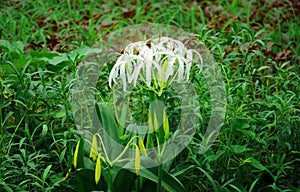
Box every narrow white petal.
[133,60,144,86]
[165,57,175,81]
[120,61,127,90]
[126,61,134,83]
[177,57,185,80]
[109,55,125,87]
[152,60,163,80]
[190,49,203,71]
[185,61,192,81]
[145,61,152,86]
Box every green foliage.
[1,0,299,191]
[68,102,187,191]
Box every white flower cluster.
[109,37,203,90]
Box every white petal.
[145,60,152,86]
[120,62,127,91]
[126,60,135,83]
[177,57,185,80]
[109,55,125,87]
[152,60,163,80]
[190,49,203,71]
[164,57,175,81]
[133,60,144,86]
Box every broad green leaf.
[249,178,260,192]
[40,53,69,66]
[83,156,97,170]
[196,167,218,192]
[46,60,72,72]
[258,65,271,71]
[39,46,101,69]
[25,173,43,183]
[30,50,60,58]
[40,124,48,139]
[115,104,128,136]
[228,184,242,192]
[95,103,121,159]
[1,184,14,192]
[113,169,137,192]
[248,157,266,171]
[231,145,251,154]
[53,111,66,119]
[70,169,106,192]
[205,148,226,161]
[68,46,102,62]
[5,59,31,76]
[126,157,186,192]
[42,165,52,181]
[0,40,24,56]
[59,148,67,163]
[0,39,11,50]
[3,111,14,125]
[236,129,257,141]
[141,166,186,192]
[95,103,120,142]
[19,137,26,149]
[119,134,131,141]
[171,165,196,178]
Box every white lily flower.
[108,37,203,91]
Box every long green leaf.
[70,168,107,192]
[140,166,186,192]
[113,169,137,192]
[196,167,218,192]
[125,157,186,192]
[95,103,120,142]
[95,103,120,158]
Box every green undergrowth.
[0,0,299,191]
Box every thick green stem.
[157,164,163,192]
[136,175,140,192]
[106,167,113,192]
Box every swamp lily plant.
[71,37,203,191]
[72,113,169,190]
[108,37,203,95]
[73,107,169,176]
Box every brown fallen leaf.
[275,49,292,62]
[123,8,136,19]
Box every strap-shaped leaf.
[95,103,120,142]
[140,165,186,191]
[125,157,186,192]
[95,103,121,159]
[70,168,107,192]
[113,169,137,192]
